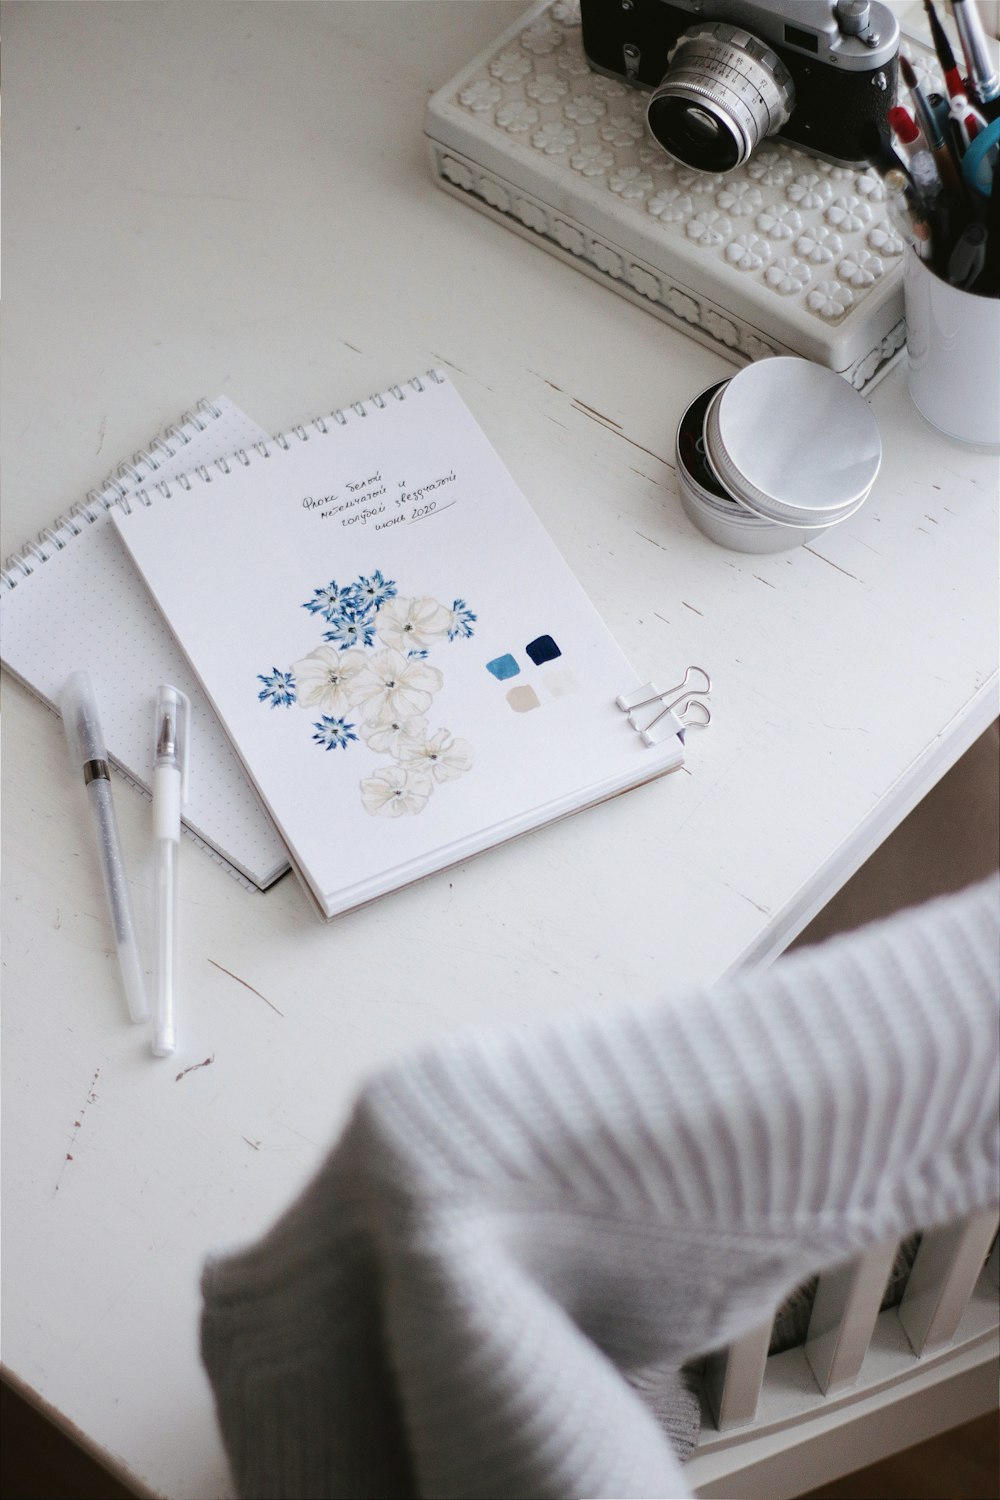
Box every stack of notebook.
[3,373,690,919]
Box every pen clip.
[155,684,191,806]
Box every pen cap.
[59,670,109,768]
[155,684,192,805]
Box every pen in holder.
[901,116,1000,450]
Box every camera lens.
[647,22,794,172]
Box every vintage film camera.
[580,0,900,172]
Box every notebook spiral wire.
[1,398,224,588]
[127,372,440,507]
[2,374,442,583]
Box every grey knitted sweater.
[201,878,999,1499]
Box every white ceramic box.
[425,0,939,390]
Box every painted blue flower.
[303,580,353,622]
[311,715,358,751]
[257,668,296,707]
[352,571,397,611]
[406,648,430,660]
[448,599,477,641]
[323,608,376,650]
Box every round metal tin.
[703,357,882,528]
[675,380,829,554]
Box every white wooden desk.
[2,4,997,1496]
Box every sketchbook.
[111,371,685,921]
[0,398,290,890]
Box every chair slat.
[703,1320,773,1431]
[805,1239,899,1394]
[898,1208,1000,1354]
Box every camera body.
[580,0,899,172]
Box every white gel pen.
[60,671,149,1025]
[152,684,190,1057]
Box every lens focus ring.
[647,22,794,172]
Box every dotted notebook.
[111,372,685,922]
[1,398,290,891]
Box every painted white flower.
[291,646,366,714]
[490,49,532,84]
[551,0,581,23]
[826,195,872,233]
[856,168,885,202]
[600,113,642,147]
[348,648,443,723]
[522,20,562,54]
[563,93,606,125]
[794,225,843,265]
[532,121,577,155]
[396,728,473,784]
[765,255,811,294]
[675,169,717,195]
[569,142,614,176]
[375,595,452,653]
[647,188,694,222]
[527,72,568,104]
[807,278,854,320]
[496,100,540,133]
[687,209,731,249]
[837,249,884,288]
[609,166,653,199]
[717,181,762,216]
[755,204,803,241]
[359,712,427,757]
[789,173,833,209]
[360,765,433,818]
[747,149,793,187]
[459,78,502,113]
[868,222,903,257]
[726,232,771,272]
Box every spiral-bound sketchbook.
[112,371,685,921]
[1,398,290,891]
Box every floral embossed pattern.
[257,573,476,818]
[439,0,922,381]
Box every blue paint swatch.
[486,653,520,681]
[526,634,561,666]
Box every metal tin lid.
[703,358,882,527]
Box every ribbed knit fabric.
[201,878,1000,1500]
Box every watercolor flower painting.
[256,571,475,817]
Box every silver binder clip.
[618,665,712,747]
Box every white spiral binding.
[0,397,225,591]
[1,373,442,587]
[125,370,439,508]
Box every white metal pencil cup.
[904,250,1000,451]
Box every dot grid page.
[0,398,289,889]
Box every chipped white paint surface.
[2,4,997,1498]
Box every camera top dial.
[647,22,794,172]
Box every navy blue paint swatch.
[526,635,561,666]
